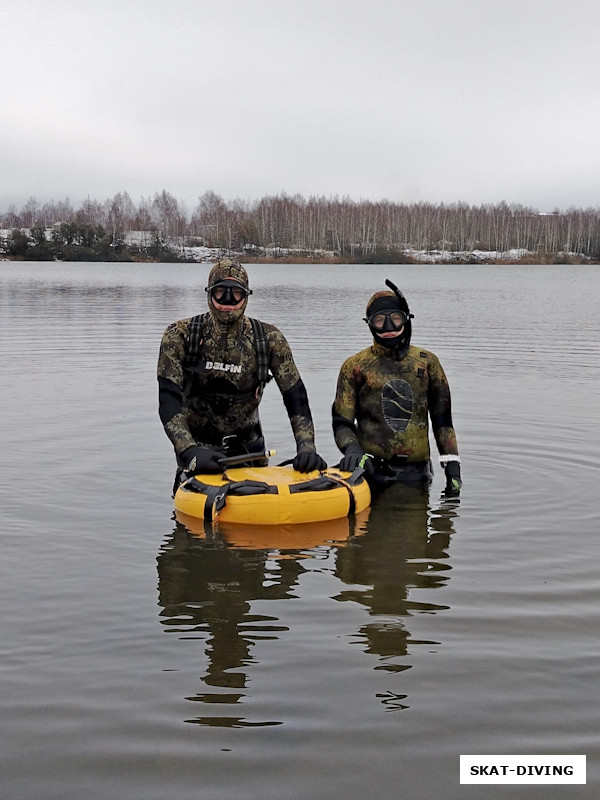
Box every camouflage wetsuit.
[332,286,460,490]
[158,313,317,463]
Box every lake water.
[1,261,598,799]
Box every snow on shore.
[0,229,573,263]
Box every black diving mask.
[365,309,408,332]
[207,283,251,306]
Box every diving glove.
[181,445,227,474]
[443,460,462,495]
[339,444,374,474]
[292,450,327,473]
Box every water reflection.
[334,485,458,681]
[157,489,458,724]
[157,526,294,726]
[173,509,369,549]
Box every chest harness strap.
[184,314,271,405]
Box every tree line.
[2,190,600,262]
[1,221,186,262]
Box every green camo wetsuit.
[333,342,458,461]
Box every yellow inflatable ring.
[174,465,371,527]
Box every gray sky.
[3,0,599,213]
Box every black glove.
[292,450,327,473]
[181,445,227,474]
[339,444,374,474]
[444,460,462,495]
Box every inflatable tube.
[174,465,371,527]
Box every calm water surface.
[1,262,599,799]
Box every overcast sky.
[3,0,600,213]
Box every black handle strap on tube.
[218,451,272,467]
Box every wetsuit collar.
[371,339,411,360]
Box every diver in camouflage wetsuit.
[332,280,461,495]
[158,259,327,483]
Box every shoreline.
[2,227,597,265]
[1,254,597,266]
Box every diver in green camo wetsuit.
[332,280,462,495]
[158,259,326,483]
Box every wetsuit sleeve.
[266,328,317,452]
[157,321,196,456]
[332,358,361,454]
[427,354,459,457]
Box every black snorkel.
[385,279,414,320]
